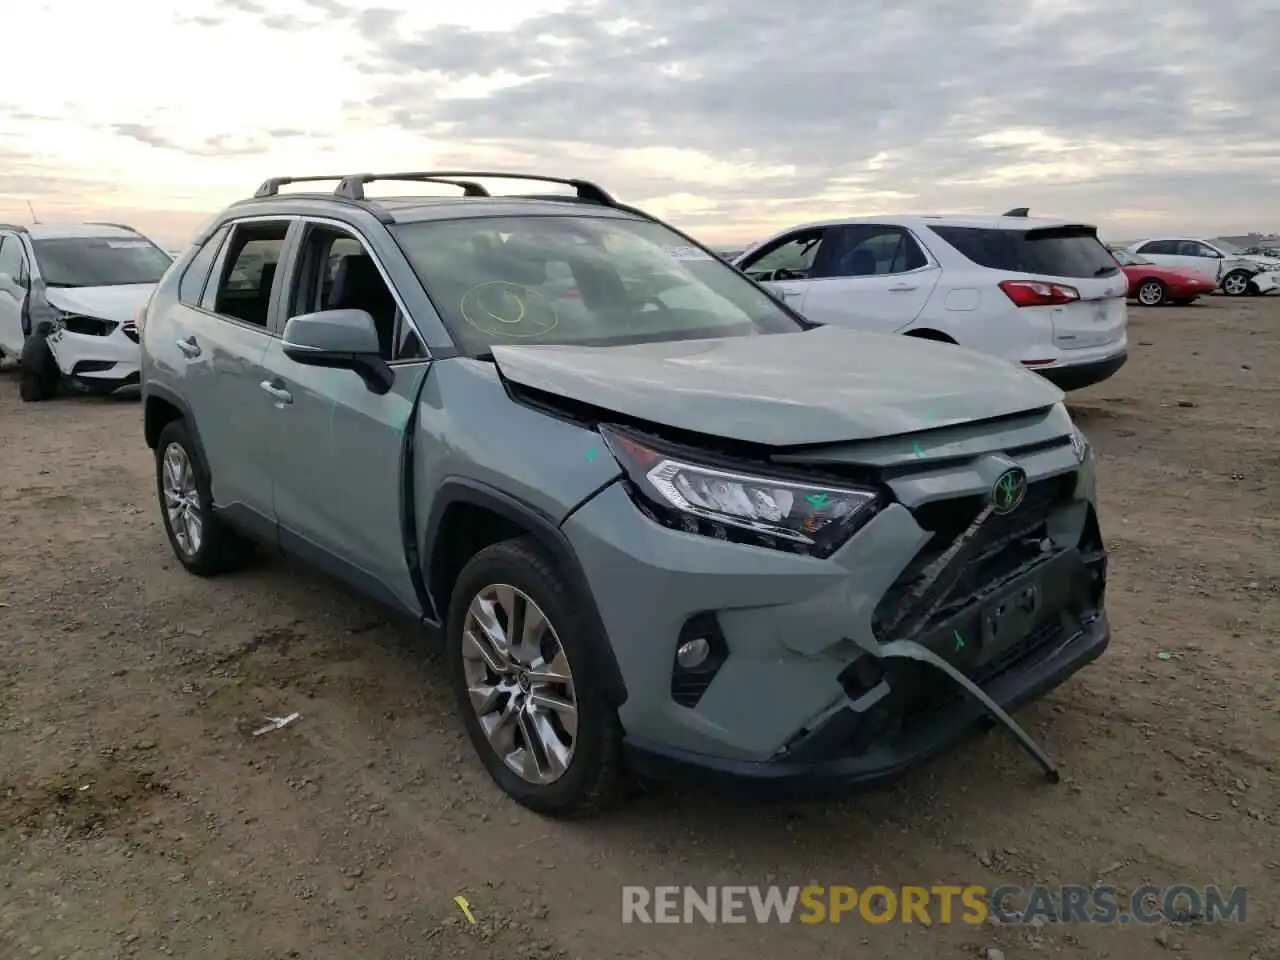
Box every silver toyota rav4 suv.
[140,172,1110,817]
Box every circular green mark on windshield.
[459,282,559,339]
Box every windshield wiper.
[1093,265,1119,276]
[44,281,85,288]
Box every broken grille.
[870,471,1076,641]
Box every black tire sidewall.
[18,329,60,401]
[445,537,621,816]
[155,420,221,574]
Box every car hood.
[1236,254,1280,271]
[45,283,154,323]
[492,326,1065,446]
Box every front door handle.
[176,336,201,358]
[260,380,292,404]
[888,283,918,292]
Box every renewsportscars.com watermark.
[621,885,1248,925]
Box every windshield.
[31,236,173,287]
[1213,239,1243,255]
[1112,249,1148,265]
[389,215,803,353]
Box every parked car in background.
[1125,237,1280,297]
[734,213,1128,391]
[140,170,1110,816]
[0,221,173,401]
[1111,249,1218,306]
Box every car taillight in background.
[999,280,1081,307]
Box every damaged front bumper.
[1250,270,1280,295]
[625,561,1109,801]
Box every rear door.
[180,218,293,530]
[801,224,940,333]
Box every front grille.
[871,471,1076,640]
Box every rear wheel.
[1172,297,1198,306]
[18,330,60,401]
[1222,270,1253,297]
[1136,279,1167,306]
[155,419,253,576]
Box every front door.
[736,228,827,314]
[259,220,434,618]
[800,224,940,333]
[0,233,29,354]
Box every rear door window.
[930,225,1119,279]
[178,226,229,306]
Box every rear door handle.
[260,379,292,404]
[175,336,201,358]
[774,286,803,299]
[888,283,918,292]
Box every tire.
[1135,279,1167,306]
[18,329,60,401]
[1222,270,1252,297]
[154,419,253,576]
[446,536,627,818]
[1172,297,1198,306]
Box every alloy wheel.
[1138,282,1164,306]
[161,442,203,556]
[460,584,578,785]
[1223,273,1249,296]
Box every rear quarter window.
[178,226,230,306]
[930,225,1118,279]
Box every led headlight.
[52,309,117,336]
[601,425,881,557]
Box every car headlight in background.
[1058,403,1090,463]
[51,310,118,337]
[600,425,882,557]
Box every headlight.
[1066,415,1090,463]
[600,425,882,557]
[53,310,117,336]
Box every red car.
[1112,249,1217,306]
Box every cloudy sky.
[2,0,1276,247]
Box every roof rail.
[1003,207,1030,217]
[334,171,615,205]
[83,221,143,234]
[253,175,352,199]
[0,222,30,233]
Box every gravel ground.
[1,297,1277,960]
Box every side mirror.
[282,308,394,395]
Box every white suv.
[734,214,1129,391]
[0,222,172,401]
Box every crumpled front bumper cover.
[624,609,1110,801]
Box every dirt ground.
[1,297,1276,960]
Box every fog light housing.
[676,637,711,669]
[670,613,729,708]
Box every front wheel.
[446,537,627,818]
[18,329,61,401]
[1222,270,1253,297]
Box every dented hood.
[45,283,155,324]
[492,326,1064,446]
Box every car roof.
[222,192,646,228]
[767,213,1098,235]
[14,222,146,240]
